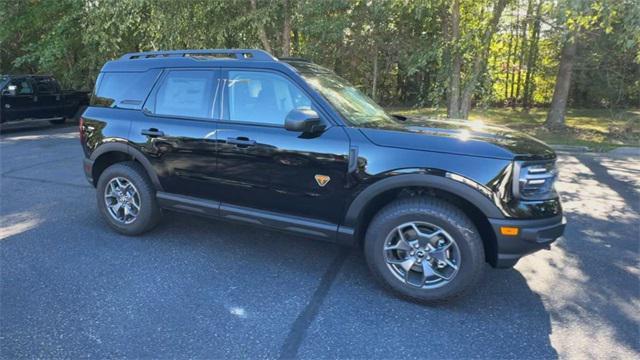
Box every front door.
[131,68,222,200]
[215,69,350,224]
[2,77,37,122]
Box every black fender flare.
[90,142,164,191]
[342,173,505,229]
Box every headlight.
[513,161,558,200]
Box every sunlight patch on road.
[555,155,636,223]
[228,306,248,319]
[599,156,640,193]
[0,211,42,240]
[0,131,79,145]
[516,154,640,359]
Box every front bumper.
[489,214,566,268]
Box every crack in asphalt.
[279,249,350,360]
[1,174,92,188]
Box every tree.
[447,0,508,119]
[545,32,577,128]
[1,0,636,112]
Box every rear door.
[31,77,61,118]
[131,68,223,200]
[2,77,37,121]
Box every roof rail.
[119,49,276,61]
[278,57,311,63]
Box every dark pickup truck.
[0,75,89,125]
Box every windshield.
[288,62,396,127]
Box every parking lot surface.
[1,123,639,359]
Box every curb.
[549,145,591,153]
[607,147,640,157]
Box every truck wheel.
[49,118,66,125]
[364,197,485,303]
[96,162,160,235]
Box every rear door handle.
[141,128,164,137]
[226,137,256,147]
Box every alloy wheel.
[104,177,141,224]
[384,221,461,289]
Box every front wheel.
[364,197,485,303]
[96,162,161,235]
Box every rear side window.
[33,77,59,94]
[149,70,217,119]
[92,70,160,109]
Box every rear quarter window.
[92,69,161,109]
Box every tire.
[96,161,161,235]
[364,197,485,303]
[49,118,66,125]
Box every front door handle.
[141,128,164,137]
[226,137,256,147]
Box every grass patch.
[388,107,640,150]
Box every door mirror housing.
[2,85,17,96]
[284,109,325,133]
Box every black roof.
[102,49,294,72]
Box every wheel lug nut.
[410,251,415,255]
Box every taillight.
[79,117,85,141]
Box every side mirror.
[2,85,17,96]
[285,109,325,133]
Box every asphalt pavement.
[1,122,638,359]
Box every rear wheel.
[96,162,160,235]
[364,197,485,303]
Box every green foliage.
[0,0,637,109]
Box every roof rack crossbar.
[120,49,276,61]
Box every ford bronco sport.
[80,49,565,302]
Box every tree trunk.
[504,19,514,102]
[523,0,542,110]
[459,0,508,119]
[447,0,462,119]
[281,0,291,57]
[545,34,578,129]
[514,0,533,109]
[292,29,299,55]
[250,0,272,54]
[509,3,520,102]
[372,47,378,101]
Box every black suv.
[80,49,565,302]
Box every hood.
[359,118,555,160]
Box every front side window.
[9,78,34,95]
[225,70,312,125]
[154,70,217,119]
